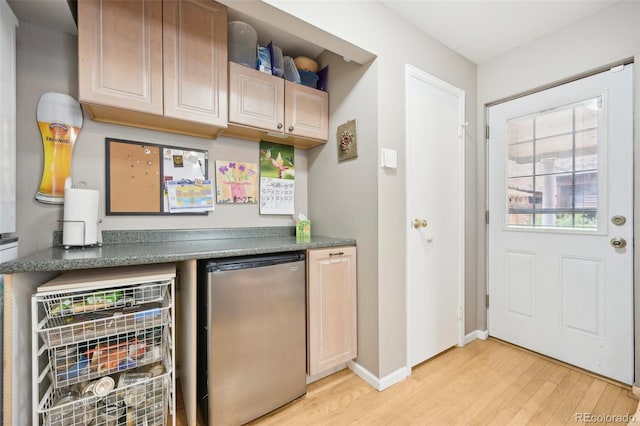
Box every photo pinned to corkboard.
[337,119,358,162]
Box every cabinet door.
[163,0,227,127]
[285,81,329,140]
[228,61,284,132]
[307,246,357,375]
[78,0,163,115]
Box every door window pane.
[573,172,598,210]
[508,140,534,177]
[508,177,536,208]
[575,100,599,131]
[575,129,597,171]
[505,97,601,230]
[507,117,533,143]
[535,108,573,138]
[536,135,573,172]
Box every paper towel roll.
[63,187,100,247]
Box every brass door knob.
[611,237,627,249]
[611,215,626,226]
[413,219,427,229]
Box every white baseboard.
[464,329,489,345]
[347,360,409,391]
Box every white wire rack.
[48,326,168,389]
[38,303,170,348]
[38,368,171,426]
[39,281,169,319]
[32,267,176,426]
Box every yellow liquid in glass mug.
[36,121,80,202]
[35,92,83,204]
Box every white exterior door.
[406,65,465,369]
[488,65,633,384]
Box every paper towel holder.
[59,218,103,249]
[61,180,103,249]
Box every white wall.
[477,1,640,380]
[263,1,478,378]
[15,23,308,256]
[478,2,639,102]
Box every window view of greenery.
[508,213,597,228]
[506,97,600,230]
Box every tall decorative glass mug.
[35,93,83,204]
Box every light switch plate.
[381,148,397,169]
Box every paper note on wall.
[259,178,294,215]
[259,141,295,215]
[215,161,258,204]
[166,179,214,213]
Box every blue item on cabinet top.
[299,70,319,89]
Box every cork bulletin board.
[105,138,208,215]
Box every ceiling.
[377,0,620,64]
[7,0,77,34]
[5,0,621,65]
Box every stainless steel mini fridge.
[199,252,306,425]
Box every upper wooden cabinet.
[78,0,228,139]
[163,0,227,126]
[226,62,328,148]
[78,0,163,114]
[228,61,284,133]
[284,81,329,141]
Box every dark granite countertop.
[0,227,356,274]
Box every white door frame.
[405,64,465,374]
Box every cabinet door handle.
[288,125,294,132]
[277,123,283,129]
[329,252,344,257]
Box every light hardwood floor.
[175,338,638,425]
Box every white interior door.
[488,65,633,384]
[406,64,465,369]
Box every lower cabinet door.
[307,246,357,375]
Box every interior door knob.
[611,237,627,249]
[413,219,427,229]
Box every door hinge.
[486,294,490,308]
[485,210,489,225]
[485,125,490,140]
[610,64,625,73]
